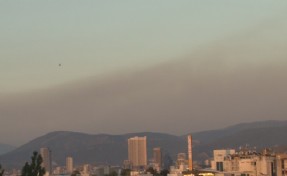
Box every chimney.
[188,135,193,170]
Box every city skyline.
[1,121,287,176]
[0,1,287,176]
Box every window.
[216,162,223,171]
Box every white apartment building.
[276,154,287,176]
[211,149,236,171]
[211,148,276,176]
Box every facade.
[177,153,187,166]
[153,147,162,172]
[177,153,188,171]
[40,147,52,175]
[276,154,287,176]
[128,136,147,169]
[211,149,236,171]
[66,156,73,174]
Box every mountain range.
[0,144,15,156]
[0,120,287,169]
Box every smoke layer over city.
[1,19,287,146]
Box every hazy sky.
[1,1,287,146]
[1,0,287,92]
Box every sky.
[0,1,287,146]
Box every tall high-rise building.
[66,156,73,174]
[153,147,162,171]
[128,136,147,169]
[187,135,193,170]
[40,147,52,175]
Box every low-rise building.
[276,154,287,176]
[210,148,277,176]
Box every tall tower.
[128,136,147,169]
[188,135,193,170]
[153,147,162,171]
[66,156,73,174]
[40,147,52,175]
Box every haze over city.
[1,1,287,147]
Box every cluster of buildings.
[21,148,122,176]
[4,135,287,176]
[124,136,167,172]
[210,148,287,176]
[123,135,287,176]
[124,135,194,176]
[124,135,193,172]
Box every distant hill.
[1,120,287,169]
[0,143,15,155]
[0,131,186,169]
[191,120,287,144]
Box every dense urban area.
[0,135,286,176]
